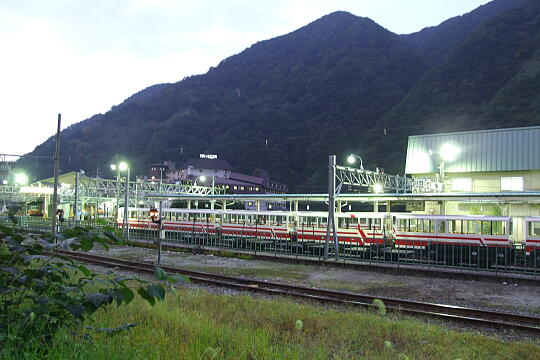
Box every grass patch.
[26,289,540,360]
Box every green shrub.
[0,221,178,356]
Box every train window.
[305,216,311,226]
[408,219,420,232]
[369,218,381,230]
[449,220,459,234]
[529,221,540,236]
[397,219,407,232]
[481,221,492,235]
[396,219,407,231]
[492,221,505,235]
[423,220,434,233]
[466,221,481,234]
[436,221,446,233]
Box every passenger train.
[120,207,540,267]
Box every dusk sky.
[0,0,491,157]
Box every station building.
[405,126,540,220]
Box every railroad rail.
[56,250,540,334]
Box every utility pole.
[123,167,130,241]
[324,155,338,261]
[158,200,163,265]
[51,114,61,240]
[73,170,79,225]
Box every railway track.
[55,250,540,334]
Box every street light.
[195,175,215,194]
[111,161,130,240]
[111,163,121,224]
[430,143,461,183]
[439,143,460,162]
[373,183,383,194]
[347,154,364,170]
[15,173,28,185]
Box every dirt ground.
[89,245,540,316]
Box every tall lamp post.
[14,173,28,216]
[196,175,216,209]
[431,143,460,191]
[347,154,364,169]
[110,163,121,225]
[196,175,215,194]
[119,162,130,241]
[111,161,130,240]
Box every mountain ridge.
[19,0,539,191]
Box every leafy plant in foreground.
[0,220,171,355]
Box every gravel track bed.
[86,245,540,315]
[84,245,540,342]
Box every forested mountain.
[367,0,540,170]
[403,0,526,65]
[20,0,539,192]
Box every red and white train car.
[122,208,390,246]
[392,214,513,249]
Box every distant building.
[405,126,540,219]
[150,156,288,210]
[148,161,176,181]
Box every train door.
[525,217,540,255]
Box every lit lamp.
[373,182,383,213]
[111,161,130,240]
[15,173,28,185]
[347,154,364,170]
[373,183,383,194]
[195,175,215,195]
[149,208,160,224]
[438,143,460,180]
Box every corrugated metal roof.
[405,126,540,174]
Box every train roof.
[126,207,389,218]
[393,213,510,221]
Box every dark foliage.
[0,206,185,356]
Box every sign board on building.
[200,154,218,159]
[406,201,425,212]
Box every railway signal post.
[324,155,339,261]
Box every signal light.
[149,208,160,223]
